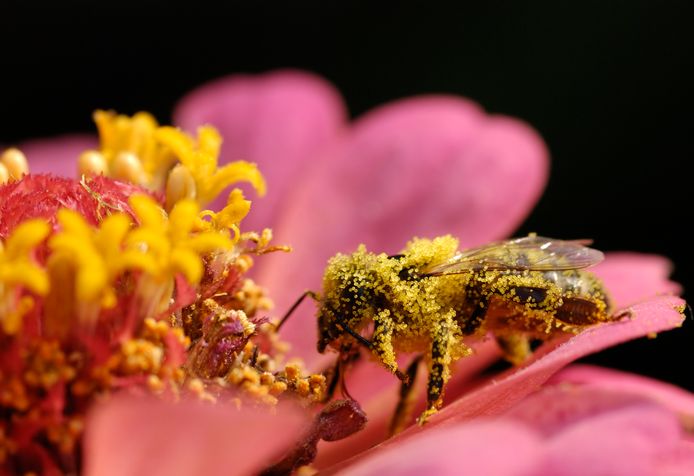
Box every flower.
[0,114,327,474]
[4,70,690,475]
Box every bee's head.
[318,248,381,353]
[317,284,363,352]
[317,305,373,355]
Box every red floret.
[0,174,161,239]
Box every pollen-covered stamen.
[241,228,291,255]
[78,150,109,177]
[0,148,29,181]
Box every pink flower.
[9,70,690,474]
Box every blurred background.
[2,2,692,389]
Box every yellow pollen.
[284,363,301,381]
[269,381,288,396]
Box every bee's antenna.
[276,290,318,331]
[249,345,259,368]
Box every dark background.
[2,2,693,390]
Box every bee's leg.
[320,356,342,403]
[389,355,424,436]
[496,334,532,366]
[321,346,362,403]
[418,318,453,425]
[461,297,489,334]
[371,317,408,383]
[275,290,319,331]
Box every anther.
[165,164,196,210]
[1,148,29,180]
[78,150,108,177]
[111,151,145,184]
[0,163,9,184]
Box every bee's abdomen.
[554,296,606,325]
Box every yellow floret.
[92,111,266,210]
[0,220,50,334]
[155,125,266,207]
[127,194,232,285]
[200,188,252,242]
[0,219,50,295]
[47,210,142,311]
[93,110,176,189]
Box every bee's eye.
[398,266,416,281]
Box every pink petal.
[505,384,694,475]
[505,383,681,436]
[656,440,694,476]
[174,69,347,230]
[262,97,548,364]
[332,296,684,470]
[549,364,694,416]
[332,421,542,476]
[83,397,305,476]
[538,404,682,476]
[593,252,681,309]
[18,134,97,177]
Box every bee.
[280,234,616,428]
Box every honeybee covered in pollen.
[282,234,618,429]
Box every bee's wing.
[422,235,604,275]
